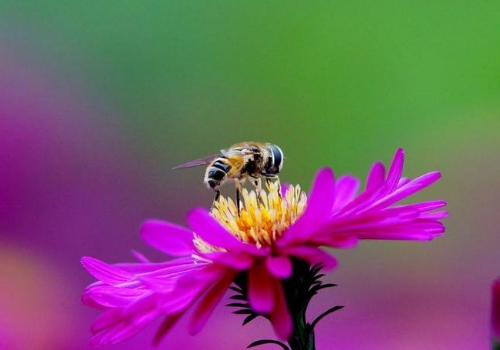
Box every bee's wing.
[220,148,258,157]
[172,154,222,169]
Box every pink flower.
[81,148,447,346]
[493,278,500,343]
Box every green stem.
[283,260,316,350]
[232,260,340,350]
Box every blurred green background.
[0,1,499,349]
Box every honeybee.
[173,142,284,214]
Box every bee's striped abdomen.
[205,157,232,189]
[212,159,232,173]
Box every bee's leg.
[266,176,282,198]
[276,176,282,198]
[252,177,263,205]
[235,180,242,216]
[211,189,221,210]
[265,177,272,188]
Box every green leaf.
[226,302,249,308]
[311,306,345,329]
[312,274,325,282]
[248,339,290,350]
[308,283,337,298]
[309,265,323,277]
[229,285,244,293]
[243,313,259,325]
[233,309,254,315]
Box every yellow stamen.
[200,182,307,250]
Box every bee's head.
[263,144,284,175]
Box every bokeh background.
[0,1,499,349]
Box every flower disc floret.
[209,182,307,248]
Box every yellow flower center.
[207,182,307,249]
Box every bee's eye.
[264,144,283,174]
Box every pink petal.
[333,175,359,210]
[279,168,335,246]
[116,257,196,273]
[312,234,359,249]
[131,250,149,263]
[91,308,122,334]
[366,171,442,212]
[302,167,336,221]
[398,177,411,187]
[385,148,405,193]
[177,264,229,288]
[83,286,145,308]
[351,227,439,240]
[266,255,293,279]
[339,184,385,217]
[188,269,237,335]
[325,210,420,233]
[248,261,275,313]
[91,295,161,345]
[187,208,264,255]
[140,220,194,256]
[153,313,183,345]
[492,278,500,340]
[326,211,445,239]
[140,262,204,279]
[100,310,158,345]
[140,273,195,289]
[391,200,447,212]
[281,246,337,270]
[270,279,293,341]
[419,211,449,219]
[366,161,385,190]
[156,286,207,315]
[201,251,254,270]
[81,257,133,285]
[280,183,290,197]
